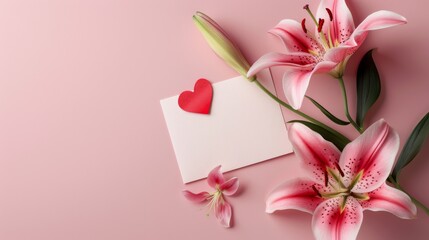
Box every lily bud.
[193,11,255,81]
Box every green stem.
[254,79,348,141]
[336,76,363,133]
[389,176,429,216]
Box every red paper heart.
[178,78,213,114]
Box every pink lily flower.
[247,0,407,109]
[183,165,239,227]
[266,119,416,240]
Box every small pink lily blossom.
[183,165,239,228]
[247,0,407,109]
[266,119,416,240]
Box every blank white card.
[160,76,292,183]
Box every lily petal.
[361,183,417,219]
[219,177,239,196]
[339,119,400,193]
[247,52,315,78]
[182,190,210,203]
[288,122,341,185]
[325,10,407,63]
[316,0,355,44]
[207,165,225,188]
[215,200,232,227]
[353,10,407,38]
[266,178,325,214]
[269,19,315,53]
[312,197,363,240]
[282,61,337,109]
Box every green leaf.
[391,112,429,182]
[306,96,350,126]
[356,49,381,128]
[288,120,351,151]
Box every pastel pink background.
[0,0,428,239]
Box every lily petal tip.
[265,207,275,214]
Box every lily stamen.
[301,18,307,33]
[334,162,345,177]
[312,185,322,197]
[205,193,217,215]
[317,18,325,32]
[303,4,318,26]
[327,168,347,190]
[324,170,329,187]
[302,4,330,50]
[317,18,330,49]
[327,24,334,48]
[324,8,335,48]
[326,8,333,21]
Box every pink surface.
[0,0,428,239]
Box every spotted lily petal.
[182,190,210,203]
[361,183,417,219]
[215,200,232,227]
[339,119,400,193]
[312,197,363,240]
[207,165,225,188]
[266,178,326,214]
[247,52,315,78]
[288,123,341,185]
[325,10,407,63]
[219,177,239,196]
[316,0,355,45]
[269,19,315,54]
[282,61,337,109]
